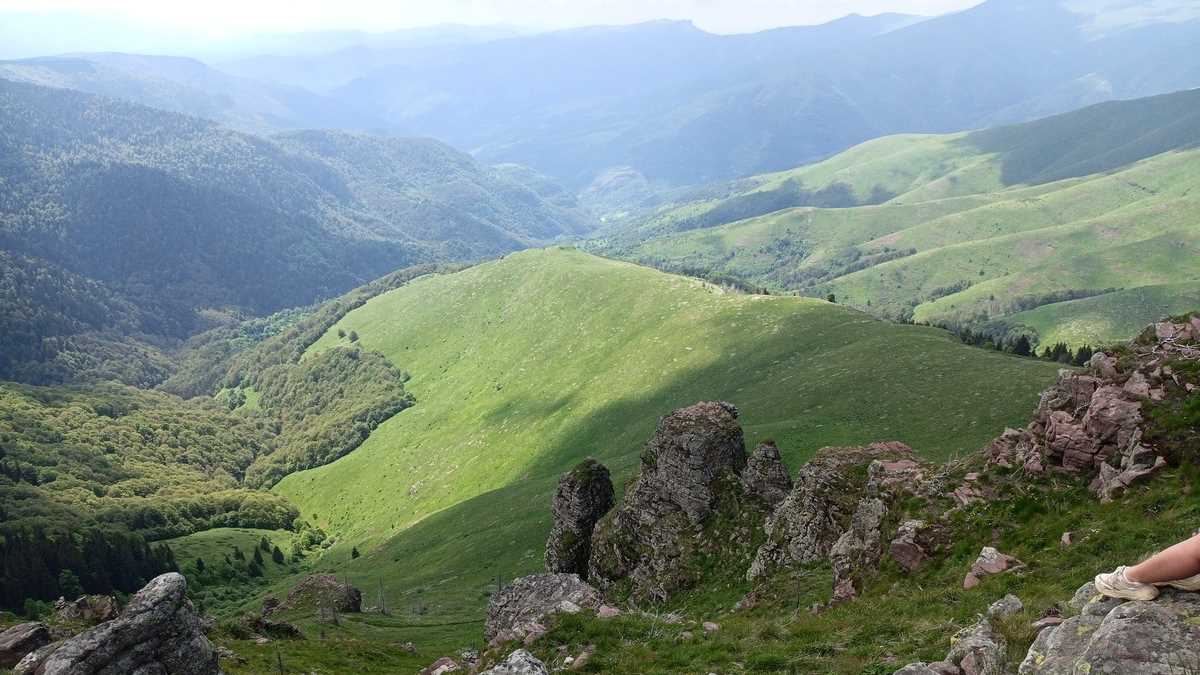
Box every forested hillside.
[0,78,589,384]
[597,88,1200,350]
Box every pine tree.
[272,546,285,565]
[351,546,360,560]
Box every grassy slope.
[266,248,1059,642]
[1005,282,1200,348]
[599,90,1200,346]
[613,147,1200,343]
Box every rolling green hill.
[265,247,1060,629]
[598,89,1200,348]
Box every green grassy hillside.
[267,248,1060,634]
[597,90,1200,347]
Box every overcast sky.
[0,0,985,37]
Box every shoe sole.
[1095,574,1159,601]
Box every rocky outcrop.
[830,497,887,603]
[895,616,1007,675]
[741,442,793,506]
[749,442,920,581]
[481,649,550,675]
[545,458,614,578]
[281,574,362,613]
[1019,582,1200,674]
[18,573,219,675]
[485,573,601,645]
[589,401,748,600]
[52,595,120,625]
[985,317,1200,501]
[0,623,49,668]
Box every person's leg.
[1125,533,1200,584]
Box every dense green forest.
[0,78,589,385]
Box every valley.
[0,2,1198,673]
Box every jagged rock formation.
[481,649,550,675]
[545,458,614,578]
[15,573,219,675]
[281,574,362,613]
[890,519,936,573]
[963,547,1023,590]
[1020,582,1200,673]
[895,615,1008,675]
[986,317,1200,501]
[748,442,923,581]
[589,401,748,600]
[741,442,793,506]
[830,497,887,603]
[484,573,601,645]
[52,595,119,624]
[0,623,49,669]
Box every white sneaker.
[1095,566,1160,601]
[1156,573,1200,592]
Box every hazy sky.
[0,0,985,36]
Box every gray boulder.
[485,573,600,645]
[0,623,50,668]
[52,595,120,625]
[1020,583,1200,674]
[545,458,614,578]
[589,401,747,600]
[481,649,549,675]
[893,617,1007,675]
[741,442,793,506]
[23,572,219,675]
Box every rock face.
[545,458,614,578]
[890,520,934,574]
[983,318,1200,501]
[281,574,362,613]
[484,573,601,645]
[52,595,120,625]
[0,623,50,668]
[481,649,550,675]
[829,497,887,603]
[749,442,920,581]
[1020,582,1200,674]
[589,401,748,600]
[741,442,793,506]
[20,573,219,675]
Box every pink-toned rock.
[1091,455,1168,502]
[1087,353,1120,380]
[421,657,459,675]
[1124,371,1152,398]
[702,621,720,633]
[1060,531,1073,547]
[890,520,931,573]
[952,484,984,507]
[1032,616,1065,631]
[869,458,925,494]
[1081,386,1142,456]
[597,605,621,619]
[964,547,1022,589]
[1045,411,1094,470]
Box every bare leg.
[1125,533,1200,584]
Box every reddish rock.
[963,547,1022,589]
[421,657,460,674]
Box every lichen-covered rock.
[947,618,1007,675]
[589,402,747,599]
[0,623,50,668]
[1019,583,1200,674]
[485,573,600,645]
[741,442,793,506]
[25,573,219,675]
[481,649,549,675]
[421,656,460,674]
[52,595,119,625]
[749,442,916,580]
[987,594,1024,618]
[281,574,362,613]
[545,458,614,578]
[894,617,1007,675]
[829,497,887,603]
